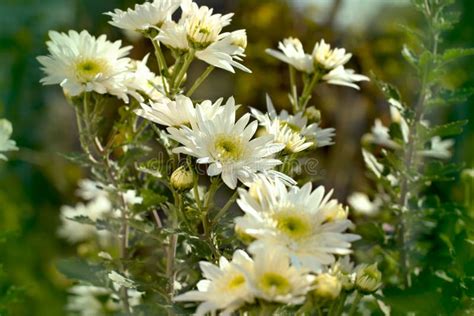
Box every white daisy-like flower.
[196,29,251,73]
[251,96,335,152]
[135,95,223,127]
[322,65,369,90]
[420,136,454,159]
[245,248,314,305]
[37,30,134,102]
[347,192,382,216]
[180,0,233,49]
[121,190,143,205]
[58,196,112,243]
[0,119,18,161]
[235,176,360,272]
[156,20,190,51]
[167,97,285,189]
[312,39,352,70]
[125,54,164,102]
[174,250,255,316]
[266,37,314,73]
[105,0,181,32]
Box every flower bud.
[461,168,474,183]
[355,263,382,294]
[304,106,321,124]
[170,166,194,191]
[313,273,342,300]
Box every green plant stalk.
[151,38,170,78]
[396,0,439,289]
[186,65,215,97]
[299,72,321,110]
[172,51,195,95]
[166,191,181,298]
[289,65,299,112]
[213,190,239,224]
[347,292,363,316]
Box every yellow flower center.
[227,274,246,290]
[274,211,312,239]
[75,59,107,82]
[259,272,291,295]
[213,135,245,161]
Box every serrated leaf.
[372,76,402,102]
[427,87,474,107]
[422,120,468,139]
[441,48,474,64]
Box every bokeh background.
[0,0,472,315]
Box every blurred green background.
[0,0,472,315]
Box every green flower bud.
[461,168,474,183]
[304,106,321,124]
[170,166,194,191]
[313,273,342,300]
[355,263,382,294]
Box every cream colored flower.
[266,37,314,73]
[0,119,18,161]
[37,30,134,102]
[235,176,359,272]
[105,0,181,32]
[174,250,255,316]
[312,39,352,70]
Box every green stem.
[151,38,170,78]
[289,65,299,112]
[299,72,320,110]
[186,65,214,97]
[213,190,239,223]
[172,51,195,95]
[348,292,363,316]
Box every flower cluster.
[0,118,18,161]
[38,1,381,315]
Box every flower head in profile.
[312,39,352,70]
[37,30,134,102]
[251,96,335,153]
[168,97,285,188]
[245,248,314,305]
[180,0,233,49]
[266,37,314,73]
[125,54,164,102]
[135,95,223,127]
[322,65,369,90]
[0,119,18,161]
[156,2,250,73]
[174,250,254,316]
[105,0,181,32]
[235,176,360,272]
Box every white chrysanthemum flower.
[251,96,335,151]
[0,119,18,161]
[135,95,223,127]
[266,37,314,73]
[180,0,233,49]
[156,20,190,51]
[420,136,454,159]
[58,196,112,243]
[174,250,255,316]
[347,192,381,216]
[322,65,369,90]
[235,176,360,272]
[105,0,181,32]
[125,54,164,102]
[196,29,251,73]
[121,190,143,205]
[168,97,285,189]
[367,119,399,149]
[245,248,314,305]
[37,30,135,101]
[312,39,352,70]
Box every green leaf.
[427,87,474,107]
[422,120,468,139]
[441,48,474,64]
[56,258,106,286]
[372,75,402,102]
